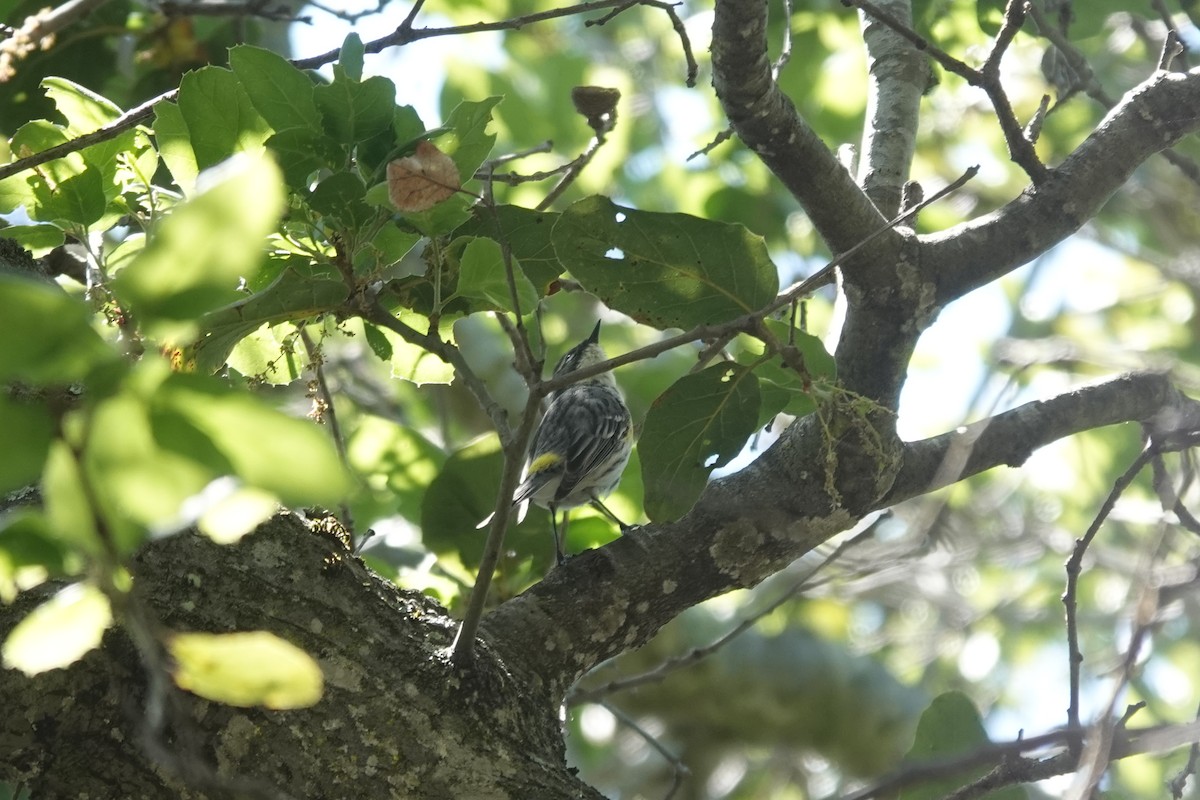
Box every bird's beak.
[588,320,602,344]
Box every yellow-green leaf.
[2,582,113,675]
[168,630,324,709]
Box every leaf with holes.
[639,363,761,521]
[552,196,779,330]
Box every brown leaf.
[386,140,460,212]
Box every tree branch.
[882,372,1200,506]
[481,369,1200,721]
[923,68,1200,306]
[711,0,892,256]
[855,0,926,217]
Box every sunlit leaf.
[1,582,112,675]
[113,153,285,330]
[168,630,323,709]
[152,100,200,193]
[229,45,322,134]
[151,373,351,505]
[0,275,117,384]
[0,394,55,493]
[440,96,501,181]
[177,66,272,170]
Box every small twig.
[585,0,698,87]
[536,129,613,211]
[1063,443,1154,742]
[1158,28,1184,71]
[844,0,1046,182]
[451,391,542,664]
[365,303,511,440]
[599,700,689,799]
[298,327,355,542]
[686,128,734,161]
[1168,701,1200,798]
[570,528,872,703]
[773,0,794,77]
[398,0,428,32]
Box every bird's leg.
[590,498,634,533]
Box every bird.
[513,320,633,565]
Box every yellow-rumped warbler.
[516,320,633,564]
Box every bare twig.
[298,327,355,541]
[1063,443,1154,740]
[843,0,1045,181]
[1168,701,1200,798]
[599,700,689,799]
[365,303,511,440]
[585,0,698,87]
[569,528,872,704]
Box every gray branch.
[856,0,926,217]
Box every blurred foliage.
[2,0,1200,798]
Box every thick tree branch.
[922,68,1200,306]
[710,0,893,256]
[0,517,605,799]
[855,0,928,217]
[883,372,1200,505]
[481,371,1200,702]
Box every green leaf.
[314,74,396,145]
[457,205,563,293]
[0,275,116,384]
[192,269,348,373]
[265,127,345,189]
[1,582,113,675]
[151,373,351,505]
[0,511,69,596]
[153,100,200,193]
[553,196,780,330]
[229,45,322,134]
[1,225,65,255]
[113,153,285,329]
[226,323,305,385]
[348,416,445,525]
[339,33,365,82]
[440,96,501,181]
[421,437,552,569]
[42,440,100,555]
[42,167,106,226]
[0,394,54,493]
[898,692,1025,800]
[455,236,538,313]
[43,77,122,133]
[177,66,272,170]
[639,363,761,522]
[307,170,374,230]
[168,630,323,709]
[736,320,836,426]
[84,384,213,550]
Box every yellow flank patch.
[528,453,561,473]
